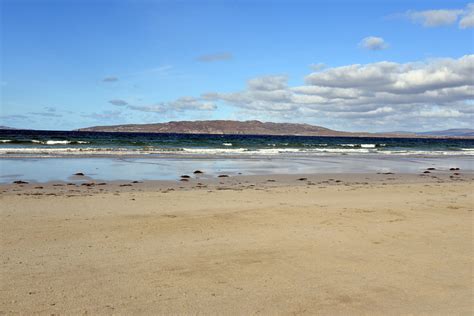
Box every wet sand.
[1,172,473,314]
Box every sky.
[1,0,473,132]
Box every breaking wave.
[1,146,473,158]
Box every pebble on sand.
[74,172,85,176]
[193,170,204,174]
[13,180,29,184]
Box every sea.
[1,129,473,183]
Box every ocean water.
[1,129,473,158]
[1,130,473,183]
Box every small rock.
[297,178,307,181]
[450,167,460,171]
[180,178,189,182]
[74,172,85,176]
[427,168,436,170]
[181,175,191,179]
[218,175,229,178]
[423,171,431,174]
[193,170,204,174]
[13,180,28,184]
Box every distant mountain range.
[2,121,471,138]
[76,120,474,138]
[417,129,474,137]
[387,129,474,137]
[77,120,359,136]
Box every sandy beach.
[1,172,473,315]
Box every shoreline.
[1,154,473,184]
[1,170,472,196]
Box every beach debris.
[218,174,229,178]
[181,175,191,179]
[423,171,431,174]
[132,181,142,183]
[450,167,460,171]
[297,178,307,181]
[81,182,95,187]
[13,180,28,184]
[427,168,436,170]
[180,178,189,182]
[74,172,85,176]
[193,170,204,174]
[453,173,460,175]
[119,184,132,187]
[97,183,107,185]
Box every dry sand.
[1,173,473,315]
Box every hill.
[77,120,359,136]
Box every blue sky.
[1,0,473,131]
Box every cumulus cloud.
[196,52,233,62]
[359,36,388,50]
[405,3,474,28]
[102,76,119,82]
[202,55,473,130]
[247,75,288,91]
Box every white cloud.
[405,3,474,29]
[460,3,474,28]
[407,9,462,27]
[359,36,388,50]
[418,108,462,118]
[202,55,474,130]
[247,75,288,91]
